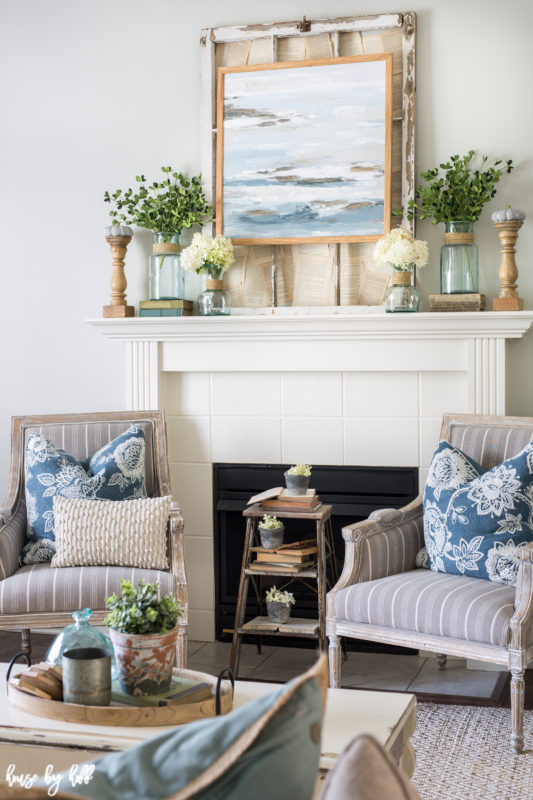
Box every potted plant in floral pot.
[105,579,183,696]
[258,515,284,550]
[284,464,312,495]
[407,150,513,294]
[104,167,211,302]
[181,232,235,316]
[374,228,428,313]
[265,586,295,625]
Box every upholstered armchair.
[0,411,188,666]
[327,413,533,753]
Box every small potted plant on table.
[105,579,183,696]
[258,514,285,549]
[284,464,312,495]
[266,586,295,624]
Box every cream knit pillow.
[51,496,171,569]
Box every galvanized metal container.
[62,647,112,706]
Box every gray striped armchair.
[0,411,188,666]
[327,413,533,753]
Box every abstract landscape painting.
[216,55,392,244]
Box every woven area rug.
[411,703,533,800]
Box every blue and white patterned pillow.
[22,425,147,565]
[423,439,533,586]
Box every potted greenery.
[181,232,235,316]
[284,464,312,495]
[406,151,513,294]
[105,579,183,696]
[104,166,211,301]
[258,514,285,549]
[265,586,295,624]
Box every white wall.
[1,0,532,497]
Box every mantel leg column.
[126,341,161,410]
[467,338,506,415]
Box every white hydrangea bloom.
[373,227,429,271]
[181,233,234,278]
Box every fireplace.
[213,462,418,650]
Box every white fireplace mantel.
[88,311,533,416]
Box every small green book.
[111,676,212,707]
[139,299,193,309]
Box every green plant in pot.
[258,515,285,550]
[285,464,312,495]
[104,167,211,301]
[105,579,183,696]
[406,151,513,294]
[265,586,295,625]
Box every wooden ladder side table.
[229,503,337,678]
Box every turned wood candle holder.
[492,219,524,311]
[103,234,135,318]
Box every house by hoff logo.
[5,762,95,796]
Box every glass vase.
[440,221,479,294]
[198,278,231,316]
[45,608,114,668]
[383,265,420,312]
[149,233,185,300]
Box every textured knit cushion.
[37,656,327,800]
[51,496,170,569]
[423,439,533,585]
[334,569,516,647]
[320,733,422,800]
[22,425,147,565]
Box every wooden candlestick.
[103,235,135,318]
[492,219,524,311]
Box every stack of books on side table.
[139,300,193,317]
[248,487,321,513]
[249,539,318,573]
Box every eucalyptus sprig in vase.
[181,233,235,316]
[406,151,513,294]
[374,228,428,313]
[104,167,211,301]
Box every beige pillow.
[51,496,171,570]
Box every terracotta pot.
[109,626,178,695]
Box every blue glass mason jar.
[149,233,185,300]
[440,221,479,294]
[383,265,420,312]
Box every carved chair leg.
[511,669,525,754]
[176,627,187,670]
[436,653,447,670]
[328,635,341,688]
[21,629,32,659]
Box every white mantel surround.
[89,310,533,640]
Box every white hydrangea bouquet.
[181,233,234,279]
[373,227,429,272]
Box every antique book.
[249,559,315,573]
[247,487,283,506]
[278,488,317,501]
[139,299,193,309]
[429,293,485,312]
[111,676,212,708]
[260,499,321,512]
[250,544,318,563]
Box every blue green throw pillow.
[37,658,326,800]
[423,439,533,586]
[22,426,147,565]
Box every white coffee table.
[0,664,416,780]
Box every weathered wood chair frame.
[327,413,533,753]
[0,411,188,666]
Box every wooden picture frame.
[216,54,393,246]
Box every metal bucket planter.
[266,601,292,625]
[284,472,310,495]
[109,626,178,695]
[258,525,284,550]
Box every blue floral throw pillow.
[423,440,533,586]
[22,425,147,565]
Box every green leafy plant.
[105,579,182,635]
[104,166,211,238]
[287,464,312,477]
[406,151,513,223]
[260,514,284,530]
[266,586,295,605]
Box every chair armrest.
[0,502,27,580]
[510,543,533,658]
[168,501,187,618]
[327,496,424,610]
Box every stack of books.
[249,539,318,573]
[248,487,321,513]
[139,299,193,317]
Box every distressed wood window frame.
[200,12,416,310]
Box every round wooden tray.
[8,667,233,727]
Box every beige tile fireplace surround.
[89,311,533,640]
